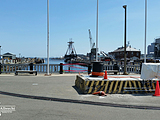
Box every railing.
[0,63,141,74]
[103,65,140,74]
[124,65,141,74]
[1,64,60,73]
[35,64,59,73]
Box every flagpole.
[47,0,50,75]
[144,0,147,63]
[96,0,99,61]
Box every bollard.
[0,63,1,74]
[88,64,91,75]
[29,63,33,70]
[59,63,63,74]
[29,63,33,74]
[69,67,70,73]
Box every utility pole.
[123,5,128,75]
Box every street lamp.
[123,5,127,75]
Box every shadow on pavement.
[0,90,159,110]
[72,86,84,95]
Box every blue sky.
[0,0,160,58]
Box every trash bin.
[92,61,104,76]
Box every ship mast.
[64,39,77,62]
[65,39,76,55]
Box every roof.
[112,46,140,52]
[3,52,15,56]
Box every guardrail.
[0,63,141,74]
[0,64,60,73]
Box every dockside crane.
[88,29,96,61]
[88,29,95,49]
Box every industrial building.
[154,38,160,59]
[147,43,155,55]
[109,46,141,61]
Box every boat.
[64,40,77,62]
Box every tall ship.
[64,40,77,62]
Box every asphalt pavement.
[0,73,160,120]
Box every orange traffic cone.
[153,81,160,96]
[92,91,101,95]
[92,91,107,96]
[104,70,108,79]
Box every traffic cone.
[153,81,160,96]
[92,91,101,95]
[104,70,108,79]
[92,91,107,96]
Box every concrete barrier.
[75,75,158,94]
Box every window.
[137,52,139,56]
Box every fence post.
[59,63,63,74]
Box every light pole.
[144,0,147,63]
[123,5,127,75]
[96,0,99,61]
[47,0,50,75]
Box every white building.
[2,52,16,59]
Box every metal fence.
[0,63,141,74]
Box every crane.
[88,29,95,49]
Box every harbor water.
[43,58,88,73]
[43,58,64,64]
